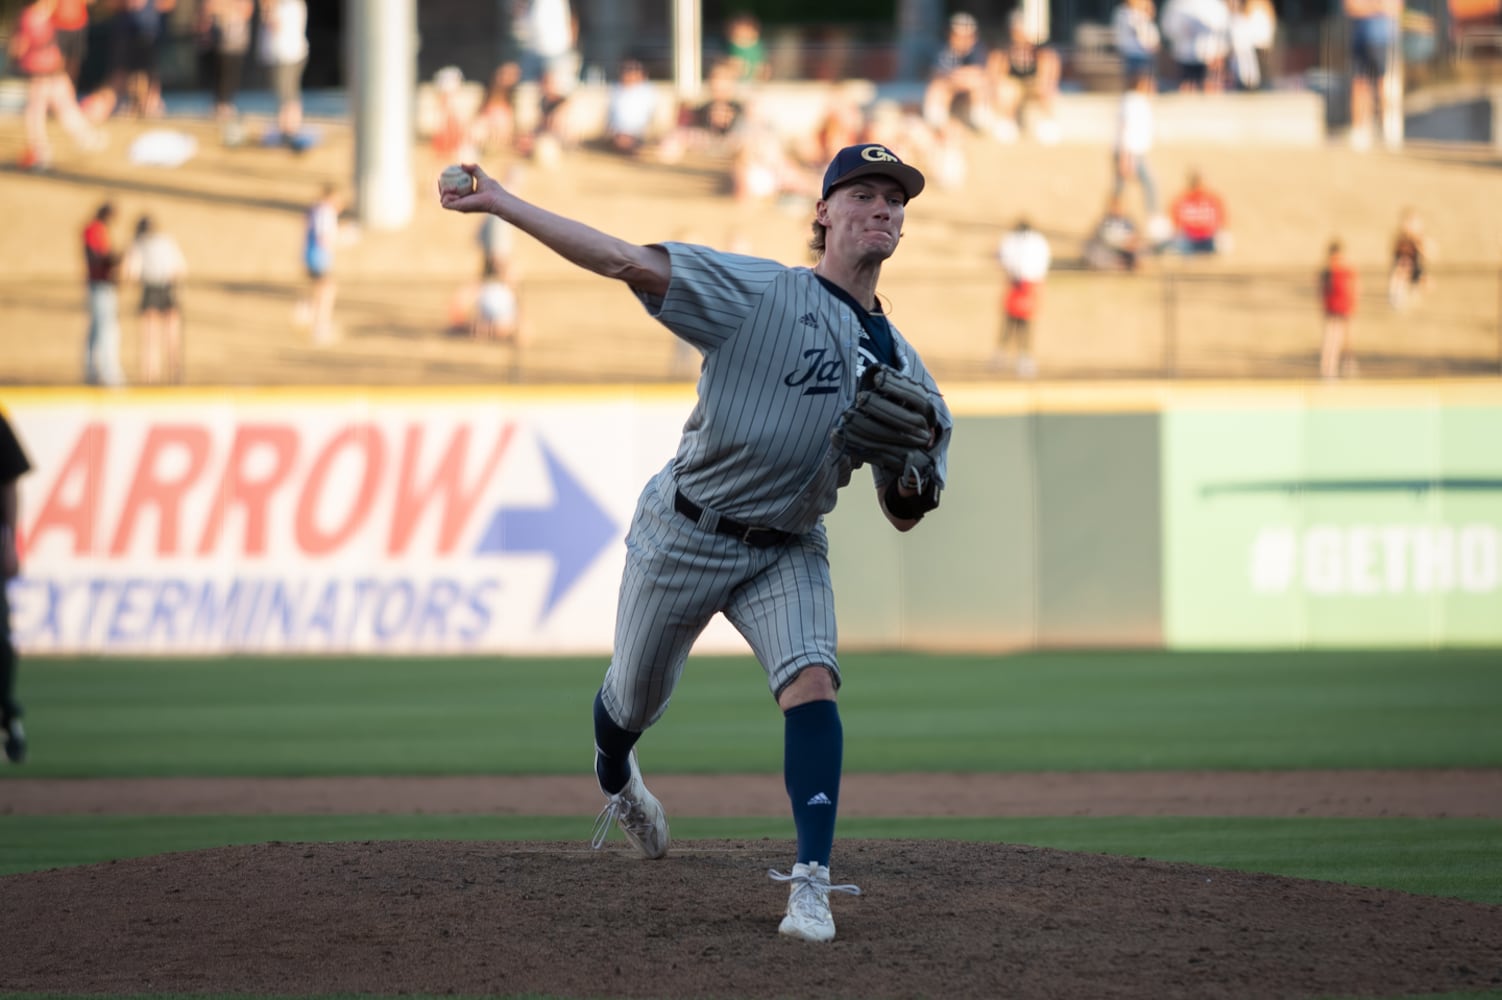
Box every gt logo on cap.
[821,142,927,201]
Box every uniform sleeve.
[635,242,788,353]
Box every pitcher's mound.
[7,838,1501,999]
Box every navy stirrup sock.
[783,699,843,868]
[593,689,641,795]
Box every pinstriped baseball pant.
[598,469,841,733]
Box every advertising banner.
[1164,397,1502,647]
[5,391,754,655]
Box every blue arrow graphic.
[473,438,619,620]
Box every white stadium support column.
[671,0,702,98]
[1382,27,1405,149]
[349,0,417,231]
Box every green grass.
[3,814,1501,906]
[5,649,1501,777]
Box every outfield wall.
[4,382,1499,655]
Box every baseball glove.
[832,364,939,491]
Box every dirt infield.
[4,838,1501,999]
[6,770,1502,999]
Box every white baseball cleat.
[590,749,669,859]
[770,862,862,942]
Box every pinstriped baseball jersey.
[637,242,952,534]
[598,241,953,729]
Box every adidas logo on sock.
[806,791,832,806]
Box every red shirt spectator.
[1322,254,1357,317]
[1169,171,1227,252]
[12,2,64,76]
[1320,238,1358,378]
[52,0,88,31]
[84,211,118,284]
[1171,188,1224,241]
[1005,281,1039,321]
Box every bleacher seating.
[416,79,1327,148]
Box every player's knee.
[777,665,838,710]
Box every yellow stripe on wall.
[5,379,1498,415]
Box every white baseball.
[440,165,475,196]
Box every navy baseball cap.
[821,143,926,203]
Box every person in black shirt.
[0,410,33,763]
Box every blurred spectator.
[196,0,255,142]
[472,258,522,348]
[656,58,747,164]
[1168,170,1229,254]
[518,64,576,165]
[70,0,117,126]
[430,66,476,163]
[479,165,524,277]
[795,82,865,170]
[300,184,341,345]
[513,0,578,85]
[0,408,32,764]
[922,12,996,134]
[1345,0,1402,150]
[995,217,1051,377]
[1112,0,1162,86]
[259,0,309,144]
[604,58,659,157]
[723,11,771,82]
[862,97,927,163]
[451,167,525,338]
[112,0,175,117]
[1320,239,1358,378]
[1084,194,1143,271]
[1162,0,1230,92]
[993,7,1062,143]
[864,101,959,187]
[732,111,816,205]
[9,0,105,170]
[122,214,188,384]
[1227,0,1276,90]
[925,117,970,190]
[1113,69,1159,218]
[51,0,90,89]
[1388,206,1434,309]
[78,76,118,126]
[82,200,126,386]
[471,61,521,155]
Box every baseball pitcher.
[439,143,953,943]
